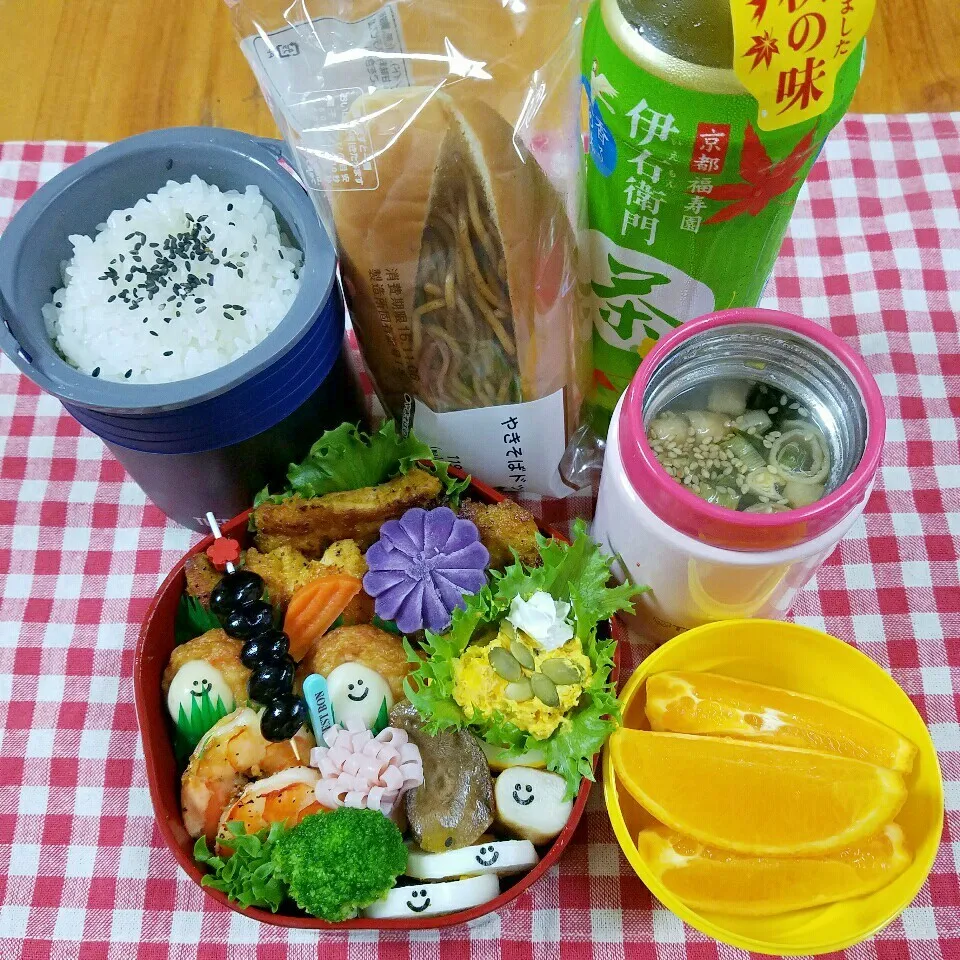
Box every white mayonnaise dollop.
[506,591,574,651]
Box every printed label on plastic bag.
[240,4,411,191]
[410,389,572,497]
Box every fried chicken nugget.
[459,498,541,569]
[162,629,250,706]
[245,540,374,623]
[296,624,414,702]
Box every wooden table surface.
[0,0,957,142]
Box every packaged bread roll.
[233,0,589,495]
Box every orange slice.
[645,671,917,773]
[637,823,912,916]
[610,729,907,856]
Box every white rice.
[43,176,303,384]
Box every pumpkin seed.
[490,647,523,682]
[499,620,517,641]
[504,679,533,702]
[530,672,560,707]
[509,640,536,670]
[540,658,582,686]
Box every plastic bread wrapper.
[229,0,593,497]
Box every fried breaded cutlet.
[244,540,373,623]
[184,554,221,608]
[459,498,541,569]
[252,467,442,557]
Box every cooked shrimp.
[216,766,325,852]
[181,707,315,841]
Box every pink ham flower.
[309,719,424,815]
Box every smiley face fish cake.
[406,839,538,880]
[494,768,573,844]
[363,874,500,920]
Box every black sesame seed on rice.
[124,370,132,379]
[92,367,100,378]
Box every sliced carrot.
[284,574,363,661]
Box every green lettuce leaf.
[194,821,289,912]
[287,421,432,498]
[404,521,642,797]
[425,460,472,510]
[254,421,469,506]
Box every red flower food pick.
[206,536,241,571]
[702,123,816,225]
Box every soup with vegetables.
[646,380,831,513]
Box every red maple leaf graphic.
[593,368,615,392]
[743,30,780,71]
[703,123,817,225]
[747,0,767,23]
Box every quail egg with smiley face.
[166,661,234,722]
[495,768,573,844]
[326,662,394,729]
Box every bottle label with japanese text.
[582,0,865,434]
[731,0,875,132]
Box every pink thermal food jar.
[593,308,886,641]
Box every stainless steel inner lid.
[641,322,869,495]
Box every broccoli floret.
[271,808,407,921]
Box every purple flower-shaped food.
[363,506,489,634]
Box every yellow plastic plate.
[603,619,944,956]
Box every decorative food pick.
[205,511,240,572]
[302,673,337,740]
[363,506,489,634]
[309,719,424,815]
[203,533,306,743]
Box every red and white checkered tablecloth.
[1,116,958,959]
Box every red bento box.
[134,476,618,930]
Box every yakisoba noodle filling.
[412,137,520,412]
